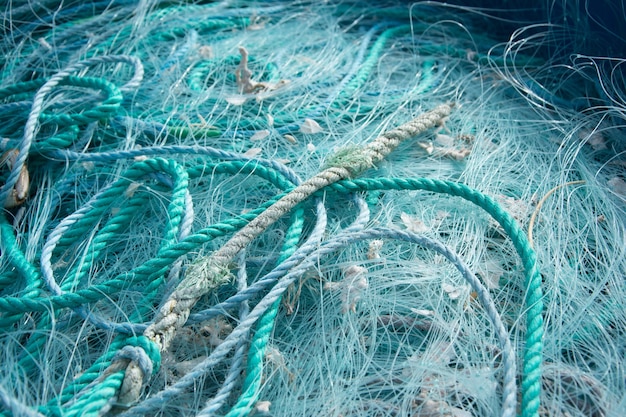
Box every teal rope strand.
[16,160,183,378]
[0,165,292,316]
[64,371,125,417]
[0,212,40,292]
[0,212,41,329]
[336,25,411,103]
[1,157,297,415]
[225,208,306,417]
[50,336,160,412]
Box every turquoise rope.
[220,177,542,417]
[14,158,185,378]
[0,166,293,316]
[0,212,41,329]
[49,336,160,417]
[225,208,305,416]
[2,177,542,416]
[196,176,545,417]
[64,371,125,417]
[337,25,411,101]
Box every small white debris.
[133,145,148,161]
[444,148,471,160]
[429,340,456,365]
[250,129,270,141]
[477,259,504,289]
[442,283,462,300]
[37,37,53,50]
[581,130,608,150]
[267,114,274,127]
[324,265,369,313]
[243,147,262,158]
[197,45,213,59]
[410,308,435,317]
[400,212,429,233]
[81,161,95,172]
[608,177,626,197]
[417,141,434,154]
[254,401,272,413]
[299,118,323,134]
[306,142,316,152]
[125,182,141,198]
[283,134,297,144]
[367,239,384,260]
[225,95,247,106]
[435,133,455,147]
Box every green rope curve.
[226,208,305,416]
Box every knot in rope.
[323,145,374,176]
[112,336,161,406]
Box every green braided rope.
[64,371,125,417]
[38,76,123,126]
[54,158,185,254]
[223,175,543,417]
[0,76,123,136]
[226,208,306,416]
[55,159,295,415]
[59,191,153,292]
[166,125,222,140]
[186,160,296,192]
[5,159,288,383]
[337,25,411,102]
[1,158,295,415]
[326,177,543,417]
[0,212,40,291]
[0,212,42,329]
[13,159,184,379]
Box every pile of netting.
[1,1,624,416]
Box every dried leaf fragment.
[243,148,262,158]
[400,212,429,233]
[300,118,323,134]
[251,129,270,141]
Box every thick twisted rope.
[143,103,452,354]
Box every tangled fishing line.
[0,1,625,416]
